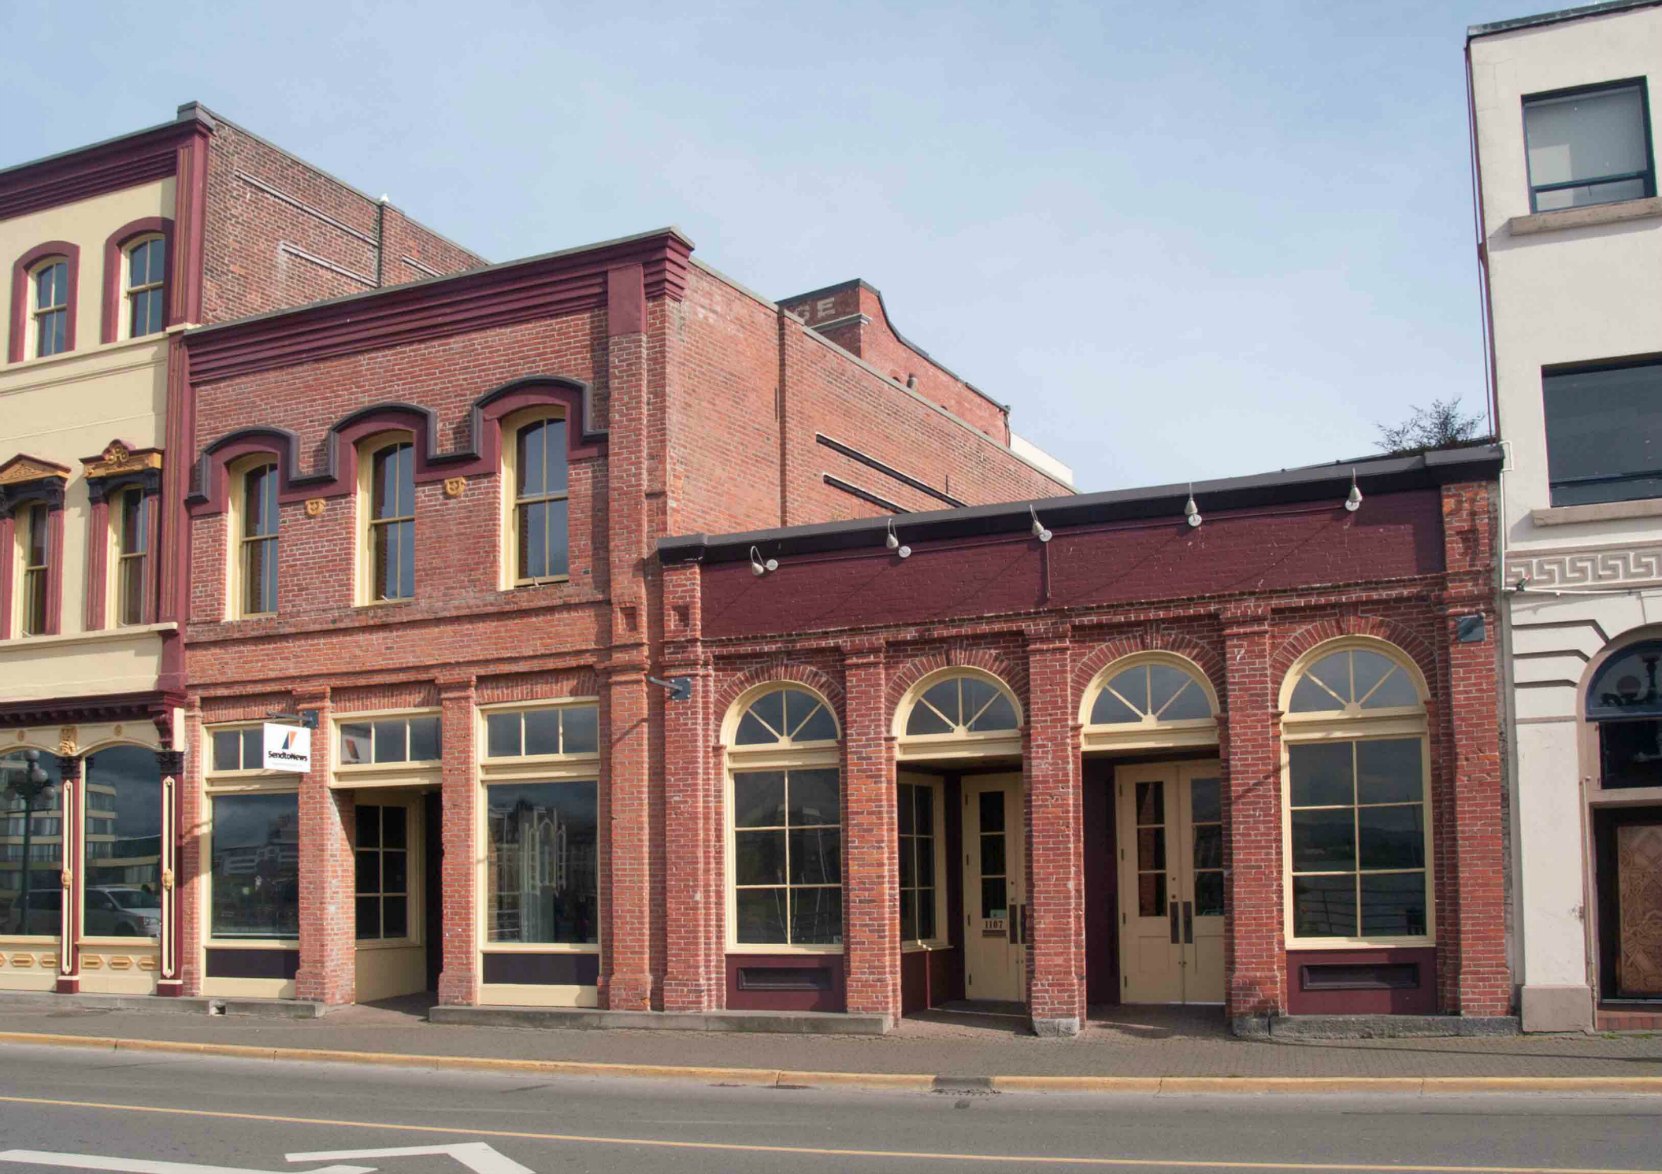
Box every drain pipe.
[375,194,389,287]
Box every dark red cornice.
[0,114,210,223]
[0,690,184,729]
[183,229,694,384]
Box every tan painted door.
[962,775,1025,1002]
[1116,763,1225,1005]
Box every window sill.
[480,943,600,954]
[726,944,845,956]
[1285,938,1434,951]
[0,621,176,649]
[1507,195,1662,237]
[206,939,300,949]
[1531,498,1662,527]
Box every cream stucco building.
[1469,0,1662,1032]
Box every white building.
[1469,0,1662,1032]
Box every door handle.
[1183,901,1194,945]
[1019,903,1029,946]
[1169,901,1180,944]
[1008,905,1017,944]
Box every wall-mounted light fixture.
[750,546,778,577]
[1345,470,1363,513]
[1029,506,1052,543]
[1184,486,1203,528]
[885,519,911,559]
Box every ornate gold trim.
[0,454,71,487]
[81,439,163,481]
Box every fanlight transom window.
[1287,648,1421,715]
[733,687,838,747]
[905,674,1019,737]
[1090,661,1212,726]
[1586,641,1662,720]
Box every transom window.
[31,260,69,358]
[367,441,415,602]
[210,726,265,773]
[240,462,279,616]
[114,488,148,626]
[1083,655,1217,750]
[485,704,599,758]
[19,503,50,636]
[125,236,166,338]
[1524,80,1655,213]
[904,674,1019,737]
[733,686,837,746]
[512,418,569,584]
[1586,641,1662,791]
[339,715,441,766]
[1282,641,1431,946]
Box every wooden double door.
[1116,762,1226,1005]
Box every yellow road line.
[0,1092,1657,1174]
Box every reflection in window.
[1288,648,1420,713]
[1289,740,1427,939]
[733,687,837,746]
[355,804,409,940]
[514,419,569,583]
[1190,777,1224,917]
[905,675,1018,736]
[897,783,936,942]
[210,793,299,939]
[1525,81,1655,212]
[1089,661,1212,725]
[339,716,441,765]
[733,768,841,945]
[0,751,64,937]
[486,782,597,944]
[83,746,162,939]
[485,705,599,758]
[1544,362,1662,508]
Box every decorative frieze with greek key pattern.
[1507,544,1662,589]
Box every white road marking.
[0,1153,375,1174]
[286,1146,530,1174]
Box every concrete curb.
[0,1031,1658,1095]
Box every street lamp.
[4,750,55,937]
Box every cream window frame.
[723,683,843,956]
[15,503,50,637]
[122,235,166,341]
[356,432,416,607]
[1278,638,1435,950]
[500,408,571,591]
[199,781,301,952]
[332,708,443,788]
[227,456,279,619]
[479,700,599,764]
[353,794,422,951]
[29,258,70,359]
[893,668,1023,762]
[109,487,148,628]
[896,774,949,952]
[1079,651,1220,752]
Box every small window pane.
[486,713,520,758]
[1193,870,1225,918]
[355,895,381,939]
[1190,777,1221,824]
[1134,780,1163,825]
[981,876,1008,919]
[1289,654,1347,712]
[356,805,380,848]
[408,717,440,761]
[1362,666,1420,710]
[736,889,788,944]
[901,833,919,887]
[905,703,954,736]
[241,728,262,769]
[1289,743,1354,807]
[382,806,407,850]
[518,425,546,497]
[1148,665,1189,715]
[1358,807,1424,870]
[355,849,379,894]
[1360,872,1427,937]
[1356,739,1422,804]
[734,711,777,745]
[897,786,916,836]
[1108,667,1150,713]
[1137,872,1166,918]
[734,829,785,886]
[1192,823,1223,871]
[790,889,842,944]
[748,691,786,739]
[524,709,561,756]
[916,887,936,940]
[383,850,408,895]
[788,769,840,825]
[915,836,934,889]
[373,721,408,763]
[919,680,960,724]
[1135,826,1164,872]
[562,705,598,754]
[978,789,1005,832]
[967,692,1018,732]
[1293,875,1356,938]
[734,772,786,827]
[791,701,837,743]
[982,832,1007,877]
[788,828,840,885]
[1089,687,1142,725]
[899,890,917,942]
[340,724,373,765]
[212,730,241,772]
[382,894,408,938]
[1292,808,1355,872]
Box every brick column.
[177,700,205,996]
[602,661,654,1010]
[842,644,899,1020]
[1024,630,1085,1036]
[1221,612,1285,1024]
[437,676,479,1006]
[295,690,354,1005]
[1439,481,1509,1016]
[662,561,717,1012]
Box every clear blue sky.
[1,0,1517,493]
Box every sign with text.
[262,723,312,773]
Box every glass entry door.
[1116,762,1224,1004]
[962,775,1025,1003]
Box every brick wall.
[200,118,483,326]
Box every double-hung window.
[1524,80,1656,212]
[366,441,415,602]
[239,462,279,616]
[114,488,148,625]
[125,237,166,338]
[19,503,50,636]
[31,260,70,358]
[511,418,569,584]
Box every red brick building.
[657,448,1509,1032]
[177,230,1072,1008]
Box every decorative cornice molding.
[82,440,163,480]
[0,455,72,487]
[0,114,209,223]
[1507,544,1662,589]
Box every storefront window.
[83,745,162,939]
[732,768,842,945]
[210,793,299,939]
[0,750,64,937]
[485,782,597,944]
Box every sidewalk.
[0,995,1659,1087]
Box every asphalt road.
[0,1044,1658,1174]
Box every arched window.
[360,437,415,603]
[124,237,166,339]
[1586,640,1662,790]
[895,670,1021,760]
[725,685,842,949]
[1081,653,1218,751]
[1280,640,1431,946]
[31,259,70,358]
[508,416,569,585]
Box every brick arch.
[1072,631,1225,715]
[1272,613,1438,701]
[885,645,1027,717]
[714,661,845,733]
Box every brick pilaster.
[1023,630,1085,1035]
[437,676,479,1006]
[842,644,899,1019]
[295,690,354,1005]
[1221,612,1285,1021]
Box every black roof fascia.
[1469,0,1661,38]
[659,444,1503,567]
